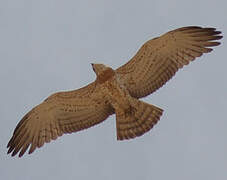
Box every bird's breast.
[101,75,131,111]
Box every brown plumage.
[7,26,222,157]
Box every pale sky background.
[0,0,226,179]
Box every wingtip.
[18,152,24,158]
[7,149,11,155]
[7,145,14,154]
[214,31,222,35]
[216,42,221,45]
[28,146,36,155]
[11,149,18,157]
[217,35,223,40]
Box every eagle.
[7,26,222,157]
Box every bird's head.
[91,63,109,76]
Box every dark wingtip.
[209,40,222,47]
[7,145,14,154]
[216,42,221,45]
[207,48,213,53]
[214,31,222,35]
[11,149,18,157]
[217,35,223,40]
[7,136,13,148]
[28,147,35,154]
[19,152,24,158]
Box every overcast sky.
[1,0,226,179]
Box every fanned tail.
[116,98,163,140]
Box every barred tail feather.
[116,99,163,140]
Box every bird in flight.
[7,26,222,157]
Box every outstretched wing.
[7,82,114,157]
[116,26,222,98]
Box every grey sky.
[1,0,226,179]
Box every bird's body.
[97,66,131,112]
[93,65,163,140]
[7,26,222,157]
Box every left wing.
[116,26,222,98]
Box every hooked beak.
[91,63,95,71]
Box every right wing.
[7,82,114,157]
